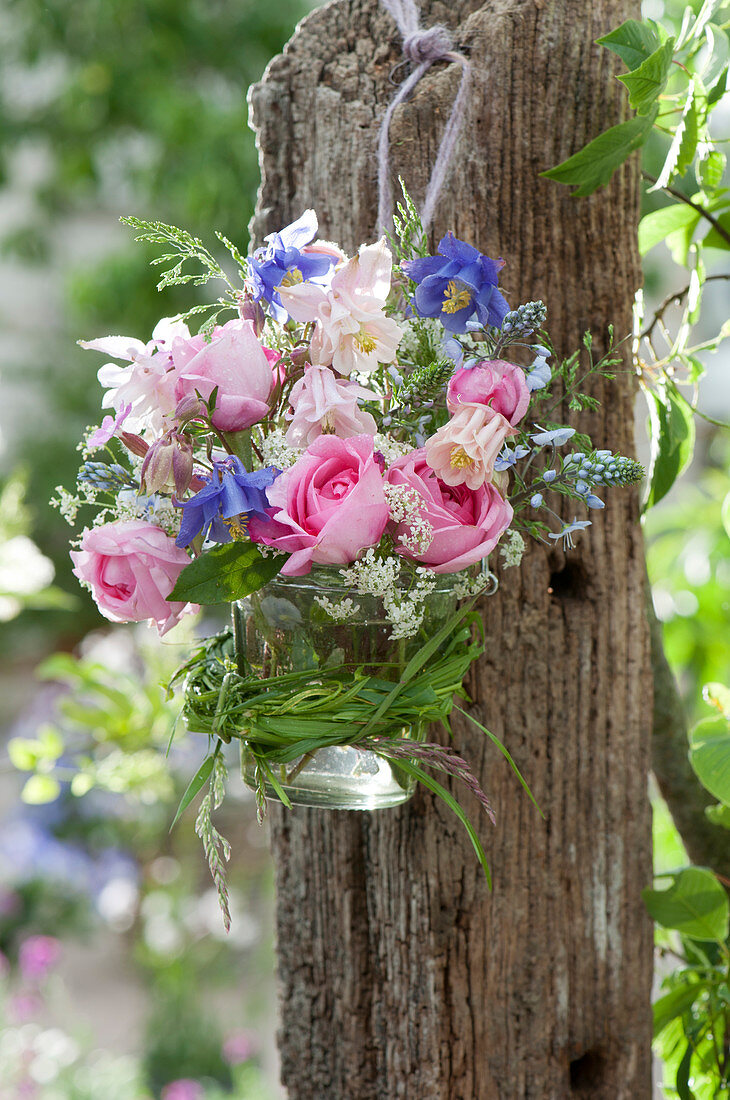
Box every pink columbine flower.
[278,238,402,375]
[81,317,192,435]
[285,365,377,447]
[86,403,132,450]
[425,404,517,490]
[70,520,197,635]
[248,434,390,575]
[18,935,61,981]
[447,360,530,426]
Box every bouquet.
[57,187,642,923]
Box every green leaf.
[701,25,730,89]
[643,867,730,942]
[597,19,661,70]
[705,803,730,829]
[650,80,697,190]
[707,65,728,105]
[722,490,730,540]
[541,110,657,196]
[643,382,696,509]
[654,981,708,1037]
[697,148,726,190]
[690,715,730,805]
[675,1042,693,1100]
[21,775,61,805]
[703,682,730,719]
[638,203,700,255]
[618,39,675,115]
[681,0,726,49]
[167,542,288,605]
[7,738,41,771]
[170,754,214,831]
[703,211,730,249]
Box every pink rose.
[447,359,530,425]
[425,403,517,489]
[70,520,196,635]
[173,319,274,432]
[248,434,390,575]
[387,449,513,573]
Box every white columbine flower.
[285,365,378,447]
[278,239,402,375]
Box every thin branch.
[642,172,730,249]
[640,273,730,344]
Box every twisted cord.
[377,0,471,234]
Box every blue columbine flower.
[494,444,530,471]
[548,518,592,549]
[401,232,509,334]
[176,457,278,547]
[246,210,335,323]
[531,426,575,447]
[525,352,552,392]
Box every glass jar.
[233,567,462,810]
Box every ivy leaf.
[596,20,662,70]
[643,381,695,510]
[618,39,675,115]
[168,542,289,605]
[643,867,730,942]
[689,715,730,806]
[638,203,700,255]
[541,110,657,197]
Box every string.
[376,0,471,234]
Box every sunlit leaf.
[643,382,695,509]
[690,714,730,806]
[21,775,61,805]
[643,867,729,942]
[618,39,675,115]
[541,110,657,196]
[597,19,662,69]
[639,204,700,255]
[167,542,288,605]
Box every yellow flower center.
[279,267,303,288]
[450,446,473,469]
[441,280,472,314]
[354,326,377,355]
[223,514,250,541]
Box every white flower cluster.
[314,595,361,621]
[452,570,495,600]
[340,549,401,596]
[373,433,412,466]
[384,483,433,555]
[500,530,526,569]
[396,317,442,363]
[113,491,181,537]
[260,428,302,470]
[383,568,437,640]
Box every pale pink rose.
[425,404,517,490]
[248,434,390,575]
[278,238,401,375]
[173,319,274,432]
[387,449,513,573]
[447,359,530,425]
[70,520,196,635]
[285,365,377,447]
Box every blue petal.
[437,232,480,265]
[401,255,448,283]
[277,210,318,250]
[414,275,450,317]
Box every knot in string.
[402,24,453,65]
[376,0,471,235]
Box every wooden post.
[249,2,653,1096]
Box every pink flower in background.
[70,520,196,635]
[425,404,517,489]
[278,238,401,375]
[173,319,274,432]
[387,449,513,572]
[81,317,191,434]
[285,365,377,447]
[161,1081,204,1100]
[249,434,390,575]
[447,359,530,425]
[18,935,61,982]
[222,1029,257,1065]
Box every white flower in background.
[260,427,302,470]
[278,238,402,375]
[0,535,55,621]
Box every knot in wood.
[402,24,453,64]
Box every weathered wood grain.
[249,2,653,1096]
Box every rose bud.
[174,393,206,425]
[238,295,266,337]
